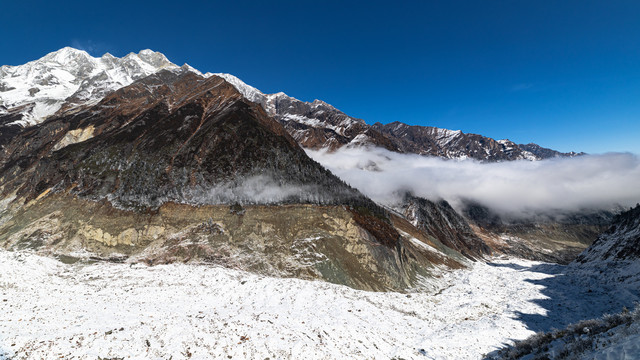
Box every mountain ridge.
[0,48,583,162]
[573,204,640,276]
[211,74,584,161]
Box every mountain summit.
[0,47,178,127]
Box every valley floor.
[0,250,636,360]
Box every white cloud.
[307,147,640,217]
[181,175,329,205]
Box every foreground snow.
[489,305,640,359]
[0,251,634,359]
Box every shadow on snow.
[483,261,640,358]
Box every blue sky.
[2,0,639,154]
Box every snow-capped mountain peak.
[41,46,91,63]
[0,47,179,127]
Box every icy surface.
[3,250,634,359]
[434,128,462,147]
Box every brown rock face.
[264,94,399,152]
[0,69,378,210]
[400,195,492,260]
[0,192,466,292]
[257,92,578,161]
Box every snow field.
[0,251,564,359]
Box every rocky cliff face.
[214,74,399,152]
[1,69,376,209]
[397,194,491,260]
[265,94,399,152]
[0,193,466,292]
[574,205,640,268]
[519,143,586,159]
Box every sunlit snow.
[2,250,633,359]
[0,47,178,127]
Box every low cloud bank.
[307,147,640,217]
[194,175,318,205]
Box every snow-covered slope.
[489,204,640,359]
[0,47,178,127]
[487,206,640,359]
[213,73,368,149]
[490,306,640,360]
[487,205,640,359]
[572,204,640,285]
[4,250,638,359]
[212,73,266,105]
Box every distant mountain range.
[1,47,583,162]
[216,72,585,161]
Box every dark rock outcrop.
[574,204,640,264]
[372,122,534,161]
[399,194,492,260]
